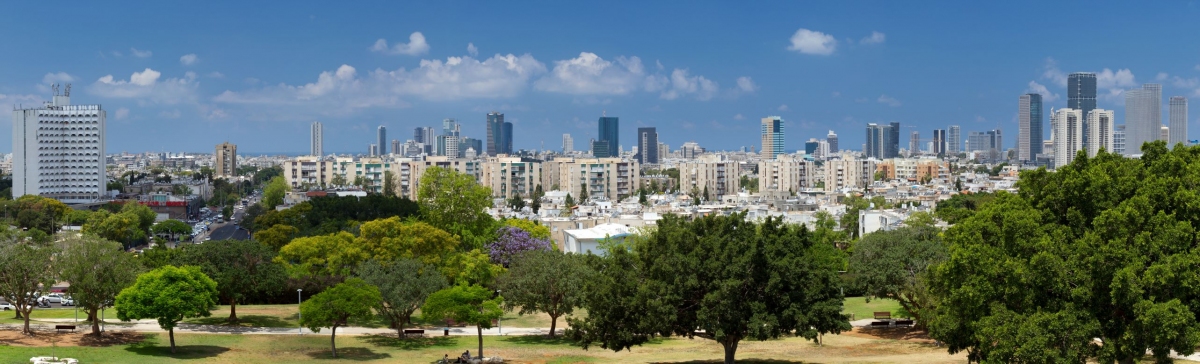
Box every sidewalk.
[9,318,557,337]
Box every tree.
[508,193,526,211]
[175,240,287,323]
[485,226,552,267]
[151,219,192,243]
[638,189,648,206]
[13,195,70,234]
[382,170,396,196]
[263,176,289,209]
[530,197,542,214]
[422,284,504,359]
[928,144,1200,363]
[578,183,588,204]
[356,217,461,271]
[276,232,363,278]
[904,211,937,229]
[83,210,146,248]
[357,259,446,337]
[300,278,381,358]
[849,226,945,328]
[121,202,157,235]
[567,213,850,364]
[502,219,551,240]
[172,184,193,196]
[255,224,298,250]
[498,250,588,337]
[330,174,347,187]
[417,167,496,250]
[58,235,141,335]
[115,265,219,353]
[0,227,59,334]
[442,249,506,287]
[564,193,575,209]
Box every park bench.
[872,312,891,320]
[403,329,425,335]
[894,319,915,326]
[54,325,75,332]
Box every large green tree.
[58,235,141,335]
[0,227,59,334]
[422,284,504,359]
[115,265,219,353]
[357,259,446,337]
[418,167,495,250]
[300,278,381,358]
[568,213,850,364]
[929,144,1200,363]
[175,240,287,323]
[849,226,945,327]
[151,219,192,243]
[275,231,363,278]
[83,210,147,248]
[262,176,289,209]
[497,249,588,337]
[13,195,71,234]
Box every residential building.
[311,121,323,157]
[12,89,106,203]
[1018,93,1043,162]
[680,141,703,159]
[827,130,839,153]
[480,156,541,198]
[377,125,387,155]
[822,156,876,190]
[758,155,817,194]
[541,157,639,201]
[1162,126,1170,142]
[399,156,482,199]
[636,127,659,164]
[598,116,619,158]
[1170,96,1188,146]
[679,156,741,201]
[947,125,961,154]
[1086,109,1114,157]
[562,134,573,153]
[1114,124,1126,155]
[1124,84,1162,155]
[875,158,948,181]
[761,116,785,160]
[282,156,337,188]
[1052,108,1084,168]
[338,157,392,194]
[215,142,237,178]
[909,131,920,155]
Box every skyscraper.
[760,116,784,160]
[390,140,401,156]
[12,88,107,203]
[1018,94,1043,162]
[215,142,238,178]
[415,127,436,155]
[562,134,573,153]
[636,127,659,164]
[826,130,839,153]
[486,112,503,155]
[1114,124,1127,155]
[888,122,900,158]
[598,116,619,157]
[377,125,387,155]
[1052,108,1083,168]
[502,121,513,154]
[967,130,1002,154]
[947,125,961,154]
[1069,72,1098,146]
[311,121,323,157]
[909,131,920,155]
[1124,84,1162,154]
[1170,96,1188,146]
[1086,109,1114,157]
[932,129,947,155]
[865,123,886,159]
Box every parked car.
[40,293,64,303]
[61,297,74,306]
[0,302,14,310]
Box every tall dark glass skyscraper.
[636,127,658,164]
[1069,73,1097,146]
[598,116,619,157]
[888,122,900,158]
[377,126,387,155]
[1019,93,1043,162]
[486,112,513,155]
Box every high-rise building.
[1052,108,1084,168]
[1124,83,1162,155]
[598,116,619,157]
[486,112,503,155]
[932,129,947,155]
[562,134,573,153]
[215,142,238,178]
[390,140,401,155]
[1114,124,1127,155]
[368,144,379,156]
[1161,126,1170,142]
[826,130,839,153]
[591,140,610,158]
[1069,72,1098,146]
[636,127,659,164]
[1018,94,1043,162]
[865,123,896,159]
[909,131,921,155]
[805,139,819,155]
[761,116,785,160]
[12,88,107,203]
[888,122,901,158]
[377,125,387,155]
[681,141,703,159]
[966,130,1002,153]
[415,127,436,155]
[502,121,513,154]
[947,125,961,154]
[311,121,323,157]
[459,137,483,158]
[1170,96,1188,146]
[1086,109,1115,157]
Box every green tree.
[568,214,850,364]
[254,224,298,250]
[422,284,504,359]
[172,184,193,196]
[276,232,363,278]
[382,170,396,196]
[0,228,59,334]
[151,219,192,243]
[58,235,141,335]
[564,193,575,209]
[508,193,526,211]
[578,183,588,204]
[13,195,71,234]
[849,226,946,328]
[638,189,648,205]
[357,259,447,337]
[330,173,347,187]
[417,167,495,250]
[904,211,937,229]
[115,265,219,353]
[83,210,146,248]
[502,219,552,240]
[175,240,287,323]
[356,218,461,271]
[121,201,157,235]
[263,176,289,209]
[498,250,588,337]
[300,278,381,358]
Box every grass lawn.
[842,296,904,321]
[0,329,967,363]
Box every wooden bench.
[894,319,915,326]
[403,329,425,335]
[55,325,76,331]
[869,321,891,327]
[872,312,892,320]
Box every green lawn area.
[841,296,904,321]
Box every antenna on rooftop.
[64,84,71,97]
[51,84,59,96]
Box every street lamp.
[496,290,502,335]
[297,289,303,335]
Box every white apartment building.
[679,156,741,201]
[1052,108,1084,168]
[12,90,106,204]
[822,156,876,191]
[401,156,482,199]
[1086,109,1114,157]
[282,156,336,189]
[480,157,541,198]
[541,157,639,201]
[311,121,323,157]
[562,134,573,154]
[757,155,817,194]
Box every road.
[190,202,252,243]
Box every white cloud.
[877,95,902,107]
[207,72,225,79]
[975,116,986,123]
[1042,57,1067,87]
[534,52,652,95]
[733,113,745,120]
[660,69,718,101]
[0,94,42,114]
[860,31,886,45]
[467,43,478,57]
[735,77,757,93]
[88,68,199,104]
[1097,68,1136,89]
[1025,81,1060,102]
[787,29,837,55]
[370,32,430,56]
[1195,64,1200,71]
[130,48,152,58]
[42,72,75,84]
[115,107,130,120]
[778,104,789,111]
[1157,72,1169,81]
[1172,76,1199,89]
[159,109,182,119]
[832,91,841,97]
[180,54,199,65]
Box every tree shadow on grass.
[305,347,393,360]
[653,360,813,364]
[360,334,457,350]
[501,334,585,347]
[184,315,293,328]
[124,344,230,359]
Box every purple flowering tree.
[486,226,552,266]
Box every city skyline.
[3,2,1200,154]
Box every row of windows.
[38,119,100,124]
[38,152,100,156]
[39,126,99,131]
[38,161,101,165]
[37,133,99,138]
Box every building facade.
[12,91,106,203]
[827,130,839,153]
[282,156,337,189]
[215,142,237,178]
[377,126,387,155]
[947,125,961,154]
[598,116,619,158]
[636,127,659,164]
[1018,93,1043,162]
[541,157,639,202]
[311,121,323,157]
[1052,108,1084,168]
[480,157,541,198]
[758,155,816,194]
[761,116,784,160]
[822,156,876,190]
[1170,96,1188,146]
[679,157,741,201]
[1086,109,1114,157]
[562,134,573,153]
[932,129,947,155]
[1124,83,1162,155]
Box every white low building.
[563,223,632,255]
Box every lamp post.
[496,290,502,335]
[297,289,303,335]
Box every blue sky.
[3,1,1200,154]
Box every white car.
[61,297,75,306]
[40,293,64,303]
[0,302,14,310]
